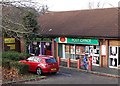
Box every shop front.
[109,40,120,68]
[28,38,52,56]
[55,37,100,66]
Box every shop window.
[65,45,70,58]
[28,42,52,56]
[70,45,75,59]
[118,47,120,65]
[109,46,118,67]
[110,58,117,67]
[94,46,99,54]
[94,46,96,49]
[110,47,117,56]
[85,46,90,54]
[75,46,81,59]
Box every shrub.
[2,59,29,75]
[2,51,19,61]
[0,52,2,66]
[2,51,30,75]
[17,63,29,74]
[2,51,30,61]
[18,53,30,60]
[2,58,11,69]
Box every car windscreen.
[45,58,57,63]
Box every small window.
[45,58,56,63]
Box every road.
[23,67,118,84]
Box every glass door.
[118,47,120,68]
[109,46,118,68]
[90,46,100,66]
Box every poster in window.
[76,46,81,54]
[80,46,85,55]
[110,47,117,56]
[101,45,106,56]
[65,45,69,53]
[70,45,75,54]
[85,46,89,53]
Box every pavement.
[91,66,120,77]
[60,60,120,78]
[60,65,120,78]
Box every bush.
[2,58,29,75]
[18,53,30,60]
[2,58,11,69]
[17,63,29,74]
[0,52,2,66]
[2,51,30,61]
[9,61,29,74]
[2,51,20,61]
[2,51,30,75]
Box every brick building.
[39,8,120,69]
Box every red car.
[19,55,59,75]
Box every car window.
[33,57,41,62]
[45,58,56,63]
[27,57,34,62]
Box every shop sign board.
[33,38,52,42]
[55,37,99,45]
[7,44,15,49]
[4,38,15,43]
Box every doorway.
[109,46,119,68]
[28,42,52,56]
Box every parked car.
[19,55,59,75]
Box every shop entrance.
[28,42,52,56]
[89,46,100,66]
[60,44,100,66]
[118,47,120,66]
[109,46,119,68]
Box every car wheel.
[36,68,42,75]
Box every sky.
[1,0,120,11]
[35,0,120,11]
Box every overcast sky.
[1,0,120,11]
[36,0,120,11]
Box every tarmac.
[1,65,120,85]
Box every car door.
[26,57,35,71]
[30,57,41,72]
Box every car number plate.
[51,68,56,71]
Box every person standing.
[35,46,40,56]
[83,53,88,70]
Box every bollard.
[57,57,61,65]
[77,59,81,69]
[67,58,70,68]
[88,56,92,71]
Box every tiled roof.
[39,8,119,38]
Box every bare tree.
[88,0,118,9]
[0,0,48,40]
[0,0,49,52]
[88,0,105,9]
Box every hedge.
[2,51,30,61]
[2,58,29,74]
